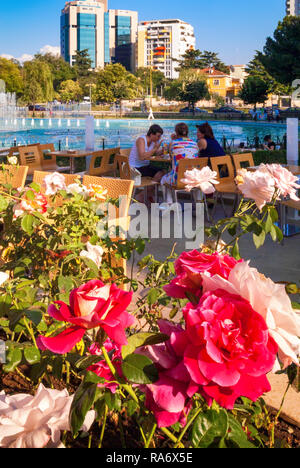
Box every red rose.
[183,289,278,409]
[37,280,134,354]
[164,251,240,299]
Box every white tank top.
[129,135,155,168]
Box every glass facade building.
[114,15,132,70]
[77,13,96,68]
[60,2,137,71]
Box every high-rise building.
[61,0,137,71]
[105,10,138,71]
[286,0,300,15]
[136,19,196,79]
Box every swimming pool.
[0,118,290,150]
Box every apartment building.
[136,19,196,79]
[286,0,300,15]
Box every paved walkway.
[127,202,300,426]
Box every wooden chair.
[33,171,81,189]
[210,155,239,216]
[88,147,120,177]
[83,175,133,223]
[163,157,209,220]
[38,143,70,172]
[0,165,28,189]
[119,148,131,157]
[232,153,254,172]
[116,154,159,204]
[18,145,43,176]
[83,175,134,278]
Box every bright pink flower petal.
[149,375,187,413]
[37,327,85,354]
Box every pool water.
[0,118,289,151]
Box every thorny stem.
[100,346,139,404]
[145,422,157,448]
[98,404,108,448]
[271,381,291,448]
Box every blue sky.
[0,0,285,64]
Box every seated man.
[263,135,276,151]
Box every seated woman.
[160,122,199,203]
[197,122,225,160]
[129,124,165,177]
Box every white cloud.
[0,45,60,64]
[39,45,60,57]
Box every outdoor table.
[148,156,171,163]
[49,150,99,174]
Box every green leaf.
[265,212,273,234]
[21,214,35,235]
[75,355,104,370]
[292,301,300,310]
[231,241,241,260]
[70,381,98,437]
[3,346,22,372]
[24,346,41,365]
[192,409,229,448]
[121,332,169,359]
[104,392,122,411]
[25,310,43,326]
[147,288,159,306]
[253,230,266,249]
[58,276,74,294]
[25,189,35,200]
[0,195,9,212]
[126,400,139,417]
[227,415,255,448]
[122,354,158,384]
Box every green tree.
[59,80,83,102]
[174,48,203,69]
[239,76,269,109]
[73,49,93,79]
[0,57,23,96]
[22,60,54,104]
[135,67,165,95]
[199,51,229,74]
[164,70,210,112]
[95,63,142,109]
[258,16,300,86]
[246,52,290,95]
[175,49,229,74]
[34,53,75,92]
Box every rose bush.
[0,163,299,448]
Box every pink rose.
[164,251,240,299]
[13,188,48,219]
[181,167,219,194]
[183,289,278,409]
[138,320,198,428]
[235,168,276,210]
[201,261,300,370]
[88,340,122,394]
[259,163,300,201]
[37,280,134,353]
[42,172,66,196]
